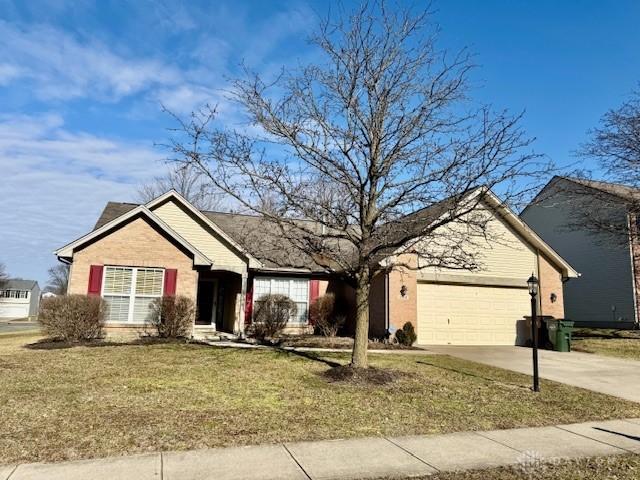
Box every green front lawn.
[2,333,640,465]
[572,328,640,360]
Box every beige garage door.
[417,283,530,345]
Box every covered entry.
[417,282,530,345]
[196,270,245,333]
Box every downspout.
[385,271,390,335]
[626,213,639,328]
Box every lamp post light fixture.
[527,273,540,392]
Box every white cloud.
[0,0,322,285]
[0,63,23,85]
[153,84,221,115]
[0,113,168,284]
[0,2,318,108]
[0,20,183,101]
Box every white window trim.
[252,277,309,325]
[101,266,165,323]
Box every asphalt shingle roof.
[559,176,640,202]
[2,279,38,290]
[91,197,460,271]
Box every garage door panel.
[0,304,30,318]
[417,283,529,345]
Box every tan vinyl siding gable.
[417,202,537,280]
[151,199,247,269]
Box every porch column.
[236,273,248,335]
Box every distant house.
[522,176,640,329]
[0,279,41,320]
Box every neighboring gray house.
[521,176,639,328]
[0,279,41,320]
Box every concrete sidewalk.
[3,419,640,480]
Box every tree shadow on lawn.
[273,346,343,368]
[273,347,406,386]
[415,359,531,391]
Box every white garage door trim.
[417,282,530,346]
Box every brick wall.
[68,216,198,303]
[387,255,417,332]
[538,253,565,319]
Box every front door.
[196,279,218,326]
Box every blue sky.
[1,0,639,286]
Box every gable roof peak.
[554,176,640,201]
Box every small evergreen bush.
[395,321,417,346]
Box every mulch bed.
[279,334,420,350]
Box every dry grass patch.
[572,328,640,360]
[1,333,640,465]
[383,453,640,479]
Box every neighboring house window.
[253,277,309,323]
[102,266,164,323]
[0,290,27,298]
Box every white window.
[0,290,28,299]
[102,266,164,323]
[252,277,309,324]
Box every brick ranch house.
[55,190,578,345]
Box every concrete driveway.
[424,345,640,403]
[0,320,39,335]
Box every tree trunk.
[351,269,370,368]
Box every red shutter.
[87,265,103,296]
[308,279,320,323]
[244,280,253,325]
[164,269,178,296]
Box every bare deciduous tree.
[46,264,70,295]
[138,163,223,211]
[166,1,550,368]
[0,263,8,290]
[544,89,640,244]
[583,89,640,188]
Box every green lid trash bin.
[557,320,574,352]
[545,319,574,352]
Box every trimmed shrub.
[395,321,417,346]
[310,293,344,337]
[249,294,297,341]
[38,294,105,342]
[149,295,195,338]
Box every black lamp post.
[527,273,540,392]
